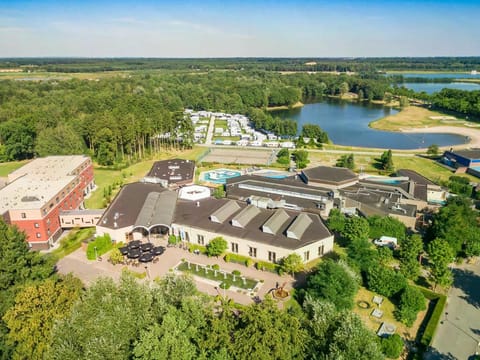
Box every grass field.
[49,227,95,260]
[369,106,474,131]
[353,286,428,341]
[85,147,207,209]
[0,160,29,177]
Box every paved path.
[57,243,293,305]
[205,115,215,145]
[426,260,480,360]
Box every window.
[249,246,257,258]
[36,233,41,238]
[318,245,325,256]
[304,251,310,261]
[46,218,50,225]
[268,251,276,263]
[34,223,39,228]
[231,242,239,253]
[197,234,204,245]
[21,213,26,219]
[185,231,190,242]
[47,229,51,236]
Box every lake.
[273,100,467,149]
[403,82,480,94]
[387,72,479,79]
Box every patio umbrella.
[139,253,154,263]
[141,243,153,252]
[128,240,141,249]
[127,249,141,259]
[152,246,165,256]
[119,246,129,256]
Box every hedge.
[255,260,280,273]
[417,287,447,347]
[224,253,251,266]
[188,243,207,254]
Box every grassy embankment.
[369,106,476,131]
[266,101,304,111]
[0,160,29,177]
[85,147,207,209]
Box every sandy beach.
[402,126,480,149]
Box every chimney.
[408,180,415,195]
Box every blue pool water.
[202,169,242,184]
[365,177,404,185]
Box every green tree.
[326,208,346,233]
[3,275,83,360]
[368,215,406,243]
[380,334,404,359]
[233,297,307,360]
[276,148,290,165]
[35,124,86,157]
[399,234,423,280]
[395,286,426,326]
[280,253,304,276]
[212,186,226,199]
[379,149,394,172]
[427,144,439,156]
[49,274,154,359]
[343,216,370,243]
[336,153,355,170]
[109,247,124,265]
[305,260,359,310]
[95,128,116,166]
[303,298,384,360]
[366,264,406,297]
[293,150,309,169]
[427,238,454,289]
[0,120,36,160]
[347,239,379,273]
[206,237,228,257]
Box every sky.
[0,0,479,57]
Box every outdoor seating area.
[119,240,165,266]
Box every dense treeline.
[0,71,390,163]
[1,57,479,72]
[431,89,480,117]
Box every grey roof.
[174,198,331,250]
[262,209,290,235]
[97,182,167,230]
[302,166,358,184]
[231,205,261,228]
[210,200,241,223]
[397,169,435,186]
[146,158,195,185]
[448,149,480,160]
[286,213,313,240]
[134,191,177,230]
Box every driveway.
[426,260,480,360]
[57,244,293,306]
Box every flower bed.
[176,261,258,290]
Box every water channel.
[273,100,468,149]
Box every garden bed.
[176,261,258,290]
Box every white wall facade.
[171,223,334,263]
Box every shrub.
[109,247,124,265]
[168,235,179,246]
[245,258,254,267]
[224,254,231,262]
[255,260,280,273]
[206,237,228,257]
[86,234,113,260]
[219,282,231,289]
[395,286,426,326]
[366,264,406,298]
[280,253,304,276]
[188,243,207,254]
[212,264,220,271]
[225,253,251,265]
[381,334,404,359]
[232,270,241,276]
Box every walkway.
[426,260,480,360]
[205,115,216,145]
[57,243,293,305]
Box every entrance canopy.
[133,191,177,232]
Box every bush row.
[224,253,280,273]
[418,287,447,347]
[86,234,113,260]
[188,243,207,254]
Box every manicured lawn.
[49,227,95,260]
[215,119,228,128]
[0,160,29,177]
[176,261,258,290]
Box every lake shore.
[402,126,480,149]
[266,101,304,111]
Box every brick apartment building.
[0,155,95,249]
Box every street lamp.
[144,265,150,280]
[94,246,98,260]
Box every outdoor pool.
[364,176,407,185]
[201,168,242,184]
[252,169,290,179]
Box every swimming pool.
[252,170,289,179]
[364,176,407,185]
[201,169,242,184]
